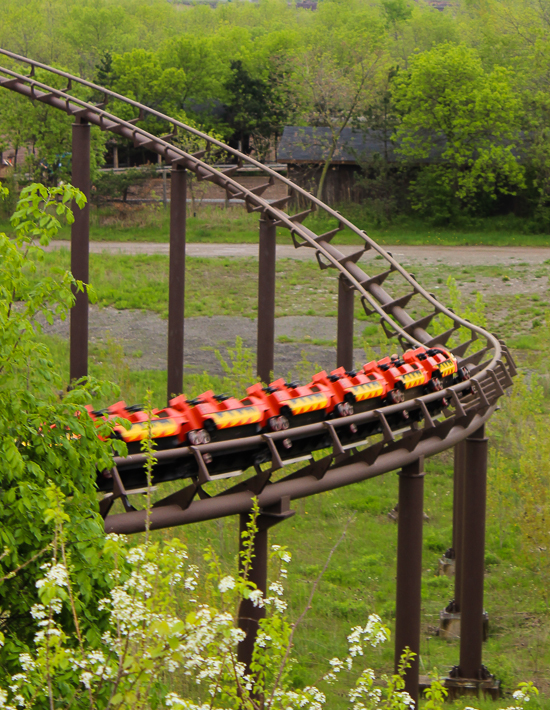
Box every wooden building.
[277,126,397,204]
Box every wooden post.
[70,119,90,383]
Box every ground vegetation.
[1,182,548,705]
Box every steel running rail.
[0,49,517,536]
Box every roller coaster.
[0,48,516,701]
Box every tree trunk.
[316,137,339,201]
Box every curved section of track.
[0,49,517,535]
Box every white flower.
[88,651,106,665]
[230,628,246,643]
[19,654,35,672]
[256,631,272,648]
[248,589,264,607]
[165,693,202,708]
[218,576,235,593]
[80,670,93,689]
[35,563,68,589]
[184,565,199,591]
[273,597,287,613]
[125,546,146,564]
[269,581,284,596]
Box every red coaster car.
[247,378,336,431]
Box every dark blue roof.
[277,126,449,164]
[277,126,397,164]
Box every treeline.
[1,0,550,227]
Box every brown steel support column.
[238,499,294,674]
[257,218,276,383]
[70,119,91,383]
[452,441,465,611]
[167,167,186,402]
[337,274,354,371]
[459,425,488,679]
[395,457,425,708]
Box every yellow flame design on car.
[398,370,428,389]
[438,358,457,377]
[208,406,263,430]
[285,393,330,416]
[121,418,180,442]
[347,382,385,401]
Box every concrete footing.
[443,673,500,700]
[438,555,456,577]
[439,610,489,640]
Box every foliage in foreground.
[0,182,126,668]
[0,492,403,709]
[0,489,541,710]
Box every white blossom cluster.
[0,539,260,709]
[347,668,414,710]
[272,685,327,710]
[35,562,68,590]
[323,614,390,684]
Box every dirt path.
[46,241,550,266]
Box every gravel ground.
[39,241,550,379]
[42,309,368,378]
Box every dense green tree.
[393,42,524,219]
[460,0,550,224]
[160,35,226,106]
[110,49,186,113]
[223,57,298,158]
[298,0,388,199]
[0,85,106,185]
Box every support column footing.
[443,672,500,701]
[439,610,489,641]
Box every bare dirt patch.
[41,308,368,378]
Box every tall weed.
[488,375,550,605]
[430,275,487,349]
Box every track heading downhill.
[0,49,516,534]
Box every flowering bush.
[0,493,541,710]
[0,490,407,710]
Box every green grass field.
[30,250,550,349]
[4,203,550,246]
[30,246,550,707]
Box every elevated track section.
[0,48,516,698]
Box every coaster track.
[0,49,516,536]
